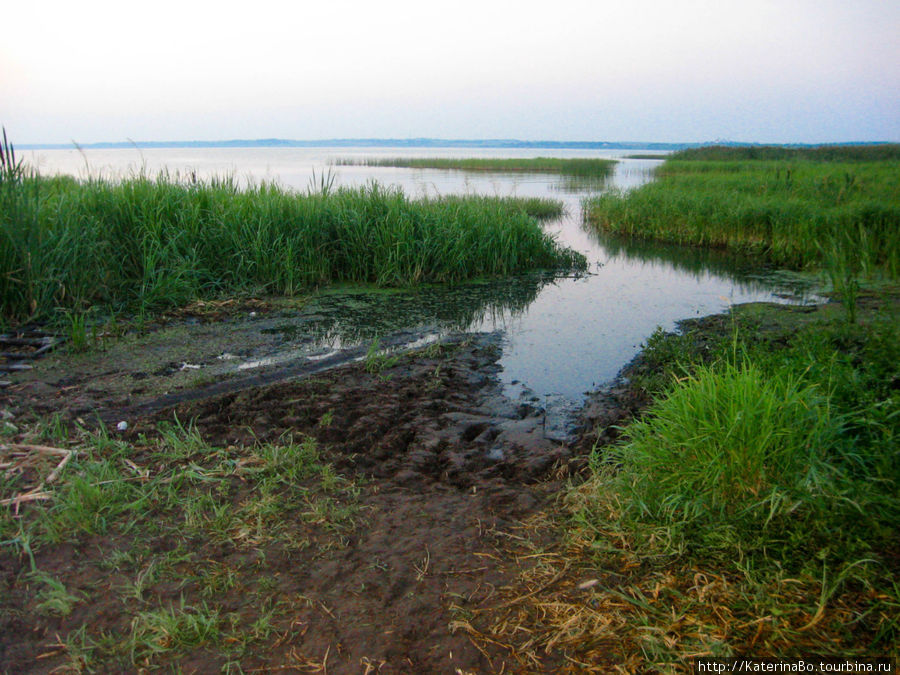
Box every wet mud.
[1,314,650,673]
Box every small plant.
[0,127,24,185]
[307,167,337,196]
[31,571,84,617]
[129,598,222,659]
[819,226,867,324]
[364,338,400,377]
[318,410,334,428]
[65,311,90,352]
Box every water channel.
[28,146,817,410]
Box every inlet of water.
[27,146,818,404]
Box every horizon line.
[16,137,896,151]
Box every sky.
[2,0,898,145]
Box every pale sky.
[3,0,898,144]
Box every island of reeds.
[333,156,617,178]
[0,139,583,326]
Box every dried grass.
[1,443,75,509]
[455,505,892,673]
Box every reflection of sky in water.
[28,147,815,401]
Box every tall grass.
[572,306,900,656]
[586,152,900,279]
[0,170,584,324]
[599,361,844,556]
[673,143,900,162]
[334,156,617,178]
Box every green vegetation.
[565,295,900,660]
[334,156,617,178]
[483,144,900,663]
[674,143,900,162]
[1,420,361,669]
[567,137,900,661]
[0,145,582,326]
[586,145,900,279]
[363,337,400,376]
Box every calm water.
[28,146,813,401]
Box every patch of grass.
[129,598,223,659]
[334,156,617,178]
[1,419,362,670]
[363,337,400,376]
[38,451,148,541]
[31,570,85,617]
[595,360,844,557]
[586,148,900,282]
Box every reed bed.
[0,166,583,325]
[586,149,900,278]
[333,156,617,178]
[674,143,900,162]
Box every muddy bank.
[1,314,654,673]
[144,333,576,486]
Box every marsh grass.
[563,298,900,661]
[586,150,900,281]
[674,144,900,162]
[334,156,617,178]
[0,167,583,325]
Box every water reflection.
[592,231,758,281]
[273,273,555,347]
[549,175,612,193]
[588,232,820,301]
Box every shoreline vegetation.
[332,156,617,178]
[2,140,898,670]
[586,144,900,277]
[0,137,582,327]
[507,145,898,663]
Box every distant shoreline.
[19,138,690,151]
[18,138,893,151]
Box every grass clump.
[566,297,900,661]
[0,156,584,326]
[335,156,616,178]
[586,146,900,280]
[597,361,841,556]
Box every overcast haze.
[3,0,898,145]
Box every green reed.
[333,156,617,178]
[586,153,900,279]
[0,171,584,325]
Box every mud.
[1,315,651,673]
